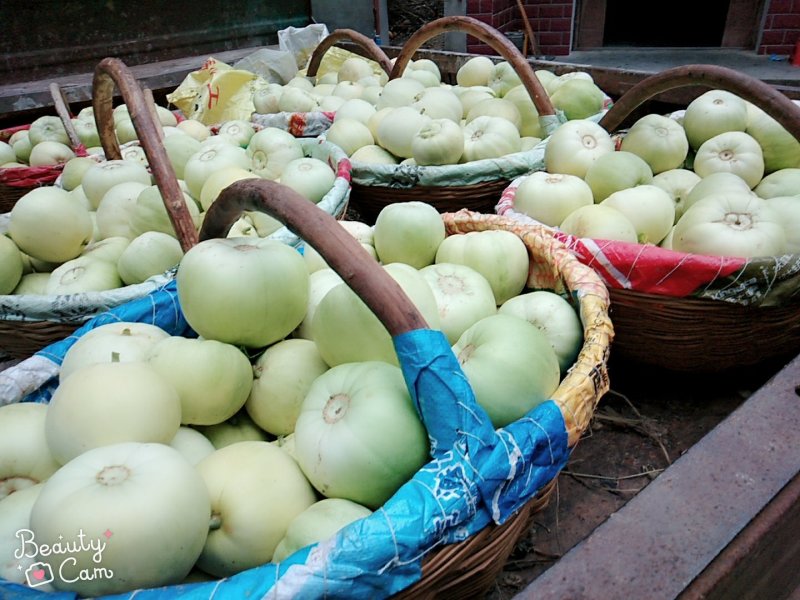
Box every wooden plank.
[0,1,306,83]
[515,353,800,600]
[680,471,800,600]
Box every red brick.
[498,7,514,20]
[479,0,492,12]
[530,18,547,32]
[772,13,800,28]
[759,29,785,45]
[468,44,495,55]
[524,5,540,18]
[467,0,480,13]
[548,17,572,32]
[539,4,563,18]
[769,0,793,13]
[763,44,794,55]
[470,12,492,25]
[537,31,562,45]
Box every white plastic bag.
[278,23,331,71]
[233,48,298,84]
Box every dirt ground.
[484,354,782,599]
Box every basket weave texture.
[0,59,353,361]
[497,175,800,372]
[1,187,613,598]
[310,17,573,224]
[0,137,351,360]
[0,84,90,213]
[497,64,800,372]
[0,126,86,214]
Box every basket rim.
[1,203,613,600]
[497,174,800,308]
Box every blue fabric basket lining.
[3,276,571,599]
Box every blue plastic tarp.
[3,281,571,599]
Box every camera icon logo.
[25,562,54,587]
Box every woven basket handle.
[92,57,198,251]
[599,64,800,140]
[390,15,556,117]
[306,29,393,79]
[48,83,83,151]
[199,178,429,336]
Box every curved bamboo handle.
[390,16,556,117]
[92,57,198,251]
[599,64,800,140]
[199,178,429,336]
[306,28,393,79]
[49,83,83,151]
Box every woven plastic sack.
[250,110,335,138]
[351,138,552,189]
[166,58,258,125]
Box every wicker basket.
[0,58,355,361]
[311,16,559,224]
[500,64,800,373]
[0,83,87,213]
[247,29,393,137]
[194,181,613,598]
[305,27,393,82]
[0,59,197,360]
[1,177,612,595]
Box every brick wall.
[464,0,800,58]
[760,0,800,56]
[466,0,574,56]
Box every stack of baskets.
[497,64,800,373]
[1,178,613,597]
